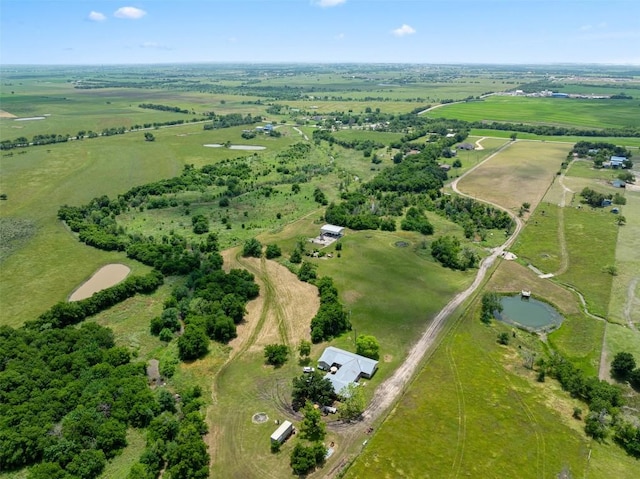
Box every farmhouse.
[607,156,626,168]
[318,347,378,396]
[457,142,475,151]
[320,224,345,238]
[270,420,294,445]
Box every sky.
[1,0,639,65]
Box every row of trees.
[310,277,352,343]
[28,270,163,330]
[138,103,190,114]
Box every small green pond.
[496,295,564,331]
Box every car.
[322,406,337,414]
[302,366,315,373]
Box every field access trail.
[328,140,523,477]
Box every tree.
[265,244,282,259]
[264,344,289,367]
[292,371,336,411]
[630,368,640,390]
[300,401,326,441]
[510,133,518,141]
[497,332,510,345]
[177,326,209,360]
[616,215,627,226]
[297,262,317,282]
[452,158,462,168]
[65,449,106,479]
[298,339,311,359]
[144,132,155,142]
[611,352,636,380]
[355,335,380,360]
[481,292,502,324]
[290,443,317,476]
[338,383,366,422]
[242,238,262,257]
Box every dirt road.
[325,141,523,477]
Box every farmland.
[1,64,640,479]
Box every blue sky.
[1,0,639,65]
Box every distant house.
[317,347,378,397]
[439,164,452,171]
[457,142,475,151]
[551,92,569,98]
[263,123,274,133]
[609,156,626,168]
[602,198,613,207]
[611,207,620,214]
[612,179,626,188]
[320,224,344,238]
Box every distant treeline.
[203,112,261,130]
[0,119,199,150]
[139,103,190,114]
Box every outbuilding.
[321,224,345,238]
[270,420,293,444]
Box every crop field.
[428,95,640,129]
[469,128,640,148]
[456,140,569,216]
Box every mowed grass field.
[429,95,640,129]
[456,140,569,216]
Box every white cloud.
[335,33,345,40]
[313,0,346,7]
[114,6,147,19]
[392,24,416,37]
[88,11,107,22]
[579,24,592,31]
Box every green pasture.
[427,95,640,129]
[332,129,404,144]
[345,300,600,479]
[469,129,640,148]
[511,203,562,274]
[314,228,475,376]
[0,121,288,327]
[548,314,605,375]
[606,188,640,328]
[555,207,618,318]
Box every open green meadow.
[428,95,640,129]
[2,64,639,479]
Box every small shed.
[270,420,293,444]
[611,207,620,214]
[612,179,626,188]
[321,224,345,238]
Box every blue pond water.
[496,295,564,331]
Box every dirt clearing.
[69,263,131,301]
[0,109,17,118]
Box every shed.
[612,179,626,188]
[321,224,345,238]
[270,420,293,444]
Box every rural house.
[317,347,378,396]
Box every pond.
[496,295,564,331]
